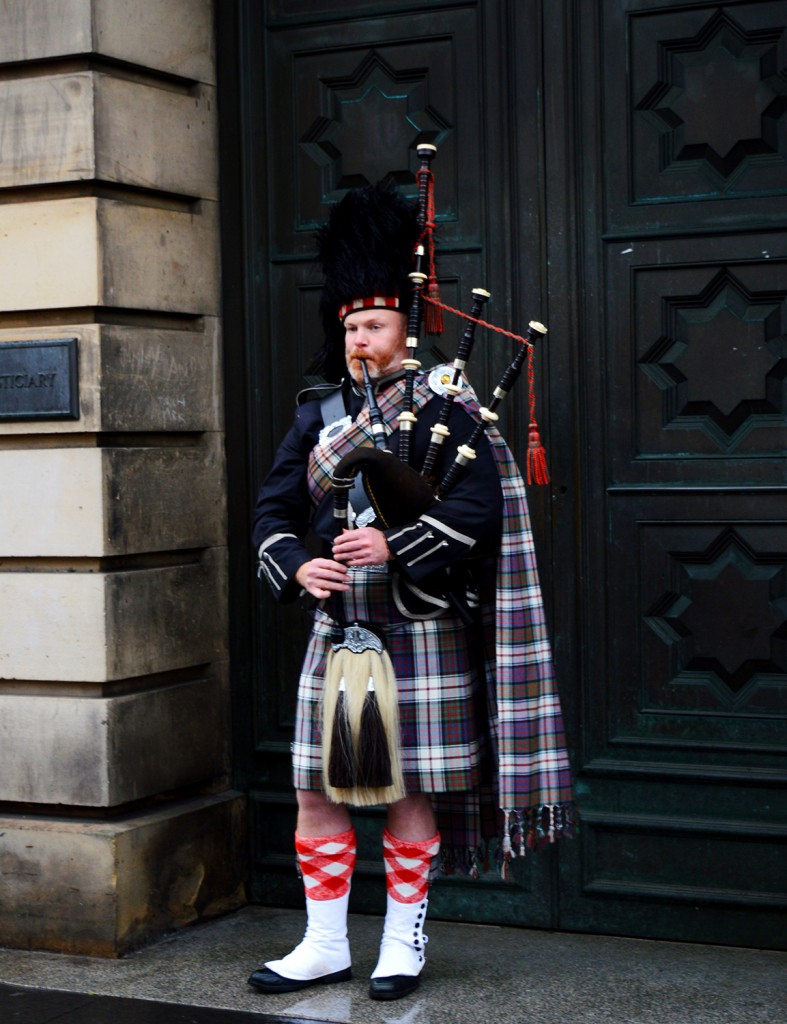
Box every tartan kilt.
[292,567,486,796]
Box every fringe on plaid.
[437,845,487,880]
[435,803,578,881]
[496,803,578,879]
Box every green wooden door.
[544,0,787,948]
[219,0,786,946]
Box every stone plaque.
[0,338,79,421]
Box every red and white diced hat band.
[338,295,401,320]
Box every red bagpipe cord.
[421,294,550,485]
[416,167,443,335]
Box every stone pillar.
[0,0,246,956]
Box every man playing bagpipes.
[249,155,574,1001]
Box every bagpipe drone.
[319,144,550,807]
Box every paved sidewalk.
[1,906,785,1024]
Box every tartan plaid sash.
[305,373,575,876]
[482,434,576,864]
[307,378,433,506]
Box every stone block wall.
[0,0,246,956]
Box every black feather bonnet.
[310,184,420,383]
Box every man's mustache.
[347,353,381,374]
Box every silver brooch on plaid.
[428,363,462,398]
[318,414,352,447]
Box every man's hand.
[295,557,350,600]
[332,527,392,567]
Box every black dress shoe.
[368,974,420,1000]
[248,966,352,993]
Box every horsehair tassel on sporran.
[421,286,490,481]
[436,320,548,500]
[398,143,437,466]
[322,625,405,807]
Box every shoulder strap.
[319,387,347,426]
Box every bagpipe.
[322,144,549,807]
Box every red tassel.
[526,343,549,485]
[527,423,550,485]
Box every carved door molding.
[550,0,787,947]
